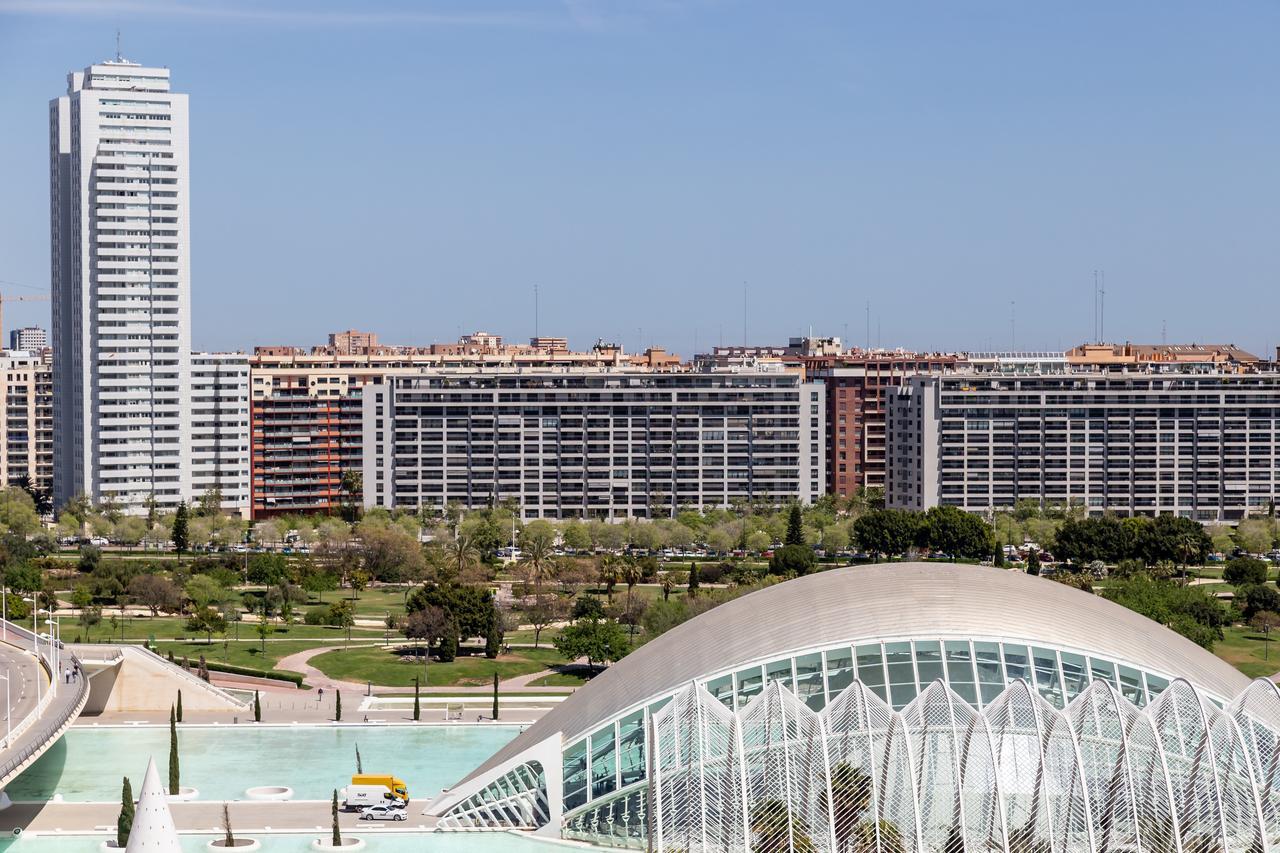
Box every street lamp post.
[0,670,10,748]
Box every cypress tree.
[491,672,499,721]
[484,604,501,660]
[1027,549,1041,576]
[334,690,342,722]
[412,677,420,722]
[222,803,234,847]
[168,705,180,795]
[117,776,134,847]
[785,504,805,546]
[331,789,341,846]
[687,562,700,596]
[994,540,1006,568]
[253,690,261,723]
[176,690,183,723]
[172,502,190,563]
[355,743,362,774]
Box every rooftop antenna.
[1099,270,1106,343]
[1162,319,1167,345]
[116,29,122,61]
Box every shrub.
[769,544,817,576]
[1224,556,1270,587]
[303,606,330,626]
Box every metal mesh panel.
[1229,678,1280,846]
[901,682,969,853]
[436,760,547,829]
[652,682,744,852]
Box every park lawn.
[72,615,383,644]
[150,637,378,671]
[309,644,554,688]
[344,586,415,618]
[527,670,591,687]
[505,628,562,647]
[1215,625,1280,680]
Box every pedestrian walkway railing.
[0,619,89,785]
[130,644,250,709]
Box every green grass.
[309,644,556,688]
[527,670,591,687]
[148,637,360,670]
[1215,625,1280,679]
[71,615,384,643]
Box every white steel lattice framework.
[647,676,1280,853]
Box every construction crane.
[0,281,50,348]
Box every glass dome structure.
[426,563,1280,852]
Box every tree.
[922,506,995,558]
[185,575,227,611]
[522,595,566,648]
[785,504,805,547]
[687,561,700,596]
[176,690,183,723]
[1252,611,1280,661]
[1103,574,1228,649]
[168,705,180,795]
[769,544,817,576]
[484,604,503,659]
[171,503,190,563]
[1235,518,1275,556]
[751,799,818,853]
[1238,584,1280,621]
[222,802,235,848]
[78,604,103,641]
[553,617,630,674]
[994,540,1006,568]
[572,595,605,620]
[403,604,448,655]
[413,676,421,721]
[853,510,920,559]
[660,573,676,601]
[621,560,644,612]
[247,553,288,586]
[253,690,262,723]
[1026,549,1041,576]
[186,607,227,644]
[117,776,134,847]
[1224,556,1270,587]
[256,619,273,655]
[492,671,500,721]
[128,574,181,616]
[339,470,363,522]
[331,790,342,847]
[334,690,342,722]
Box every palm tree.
[444,535,480,582]
[660,573,675,601]
[598,557,619,605]
[518,537,555,597]
[621,560,644,613]
[1179,531,1202,583]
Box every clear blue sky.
[1,0,1276,357]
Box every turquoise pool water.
[0,834,567,853]
[6,725,520,803]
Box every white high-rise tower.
[50,57,191,511]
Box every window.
[826,647,857,700]
[735,665,764,710]
[885,641,916,709]
[794,652,825,711]
[617,711,645,787]
[563,740,588,811]
[590,725,617,799]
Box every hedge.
[178,657,304,687]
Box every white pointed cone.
[126,757,182,853]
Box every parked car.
[361,804,407,821]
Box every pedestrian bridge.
[0,624,248,797]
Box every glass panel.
[826,646,856,700]
[564,739,589,811]
[794,652,825,711]
[914,640,944,686]
[766,658,793,692]
[974,641,1005,705]
[648,695,672,716]
[1145,673,1169,700]
[590,725,617,799]
[617,711,645,786]
[1031,646,1063,707]
[1002,643,1030,684]
[854,644,886,698]
[1060,652,1089,701]
[735,666,764,710]
[944,641,978,707]
[1118,665,1145,707]
[885,641,916,709]
[705,674,734,709]
[1089,657,1117,688]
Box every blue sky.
[0,0,1276,357]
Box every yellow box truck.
[343,775,409,810]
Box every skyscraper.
[50,58,191,512]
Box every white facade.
[363,367,825,519]
[50,59,192,512]
[8,327,47,351]
[189,352,249,515]
[887,370,1280,520]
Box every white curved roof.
[464,562,1249,785]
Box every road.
[0,631,44,745]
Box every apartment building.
[190,353,250,515]
[50,58,191,510]
[8,328,47,352]
[805,352,959,496]
[886,367,1280,521]
[363,367,825,519]
[249,336,658,518]
[0,351,54,492]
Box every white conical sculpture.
[126,757,182,853]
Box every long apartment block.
[363,367,826,519]
[886,368,1280,521]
